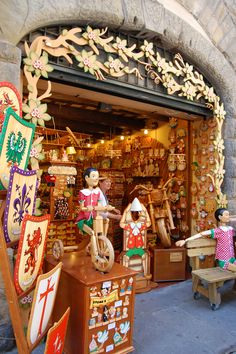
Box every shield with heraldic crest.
[3,166,38,243]
[0,81,22,132]
[44,307,70,354]
[27,262,62,347]
[14,214,51,295]
[0,106,35,190]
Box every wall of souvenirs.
[35,115,218,256]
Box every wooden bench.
[186,238,236,310]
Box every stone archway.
[0,1,235,208]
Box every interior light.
[87,143,91,148]
[144,129,149,135]
[120,135,125,140]
[101,139,105,144]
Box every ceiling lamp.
[144,129,149,135]
[66,146,76,155]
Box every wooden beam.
[47,103,145,130]
[46,117,122,138]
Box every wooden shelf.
[133,175,160,178]
[40,160,77,166]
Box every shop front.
[0,2,236,353]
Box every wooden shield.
[14,214,51,295]
[0,81,22,132]
[0,106,35,190]
[27,262,62,347]
[3,166,38,243]
[44,307,70,354]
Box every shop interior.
[24,78,218,283]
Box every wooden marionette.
[119,197,152,292]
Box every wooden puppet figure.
[76,167,102,237]
[176,208,236,272]
[120,197,151,278]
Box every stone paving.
[6,279,236,354]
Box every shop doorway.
[20,24,224,279]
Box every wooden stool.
[192,267,236,310]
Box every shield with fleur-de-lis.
[3,166,38,243]
[44,307,70,354]
[27,262,62,347]
[0,106,35,190]
[14,214,51,295]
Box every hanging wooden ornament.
[168,129,176,143]
[200,120,208,131]
[177,155,186,171]
[190,203,198,219]
[193,143,198,155]
[207,117,217,128]
[176,127,186,138]
[168,155,176,172]
[169,117,178,128]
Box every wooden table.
[45,253,137,354]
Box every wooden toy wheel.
[52,239,64,260]
[93,236,114,272]
[210,303,220,311]
[157,218,171,248]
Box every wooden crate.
[150,246,186,282]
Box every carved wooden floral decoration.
[22,26,227,208]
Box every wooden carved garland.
[22,26,227,208]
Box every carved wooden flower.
[181,82,197,100]
[155,55,168,72]
[22,99,52,126]
[203,86,216,103]
[23,51,54,78]
[183,62,194,76]
[214,102,226,119]
[104,56,124,74]
[112,37,133,62]
[30,136,45,170]
[213,136,225,154]
[82,26,102,45]
[140,40,155,57]
[75,50,99,75]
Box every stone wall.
[0,2,236,349]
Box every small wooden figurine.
[119,197,152,292]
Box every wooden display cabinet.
[150,244,186,282]
[99,168,125,251]
[39,160,78,253]
[45,253,136,354]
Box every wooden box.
[150,246,186,282]
[45,253,136,354]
